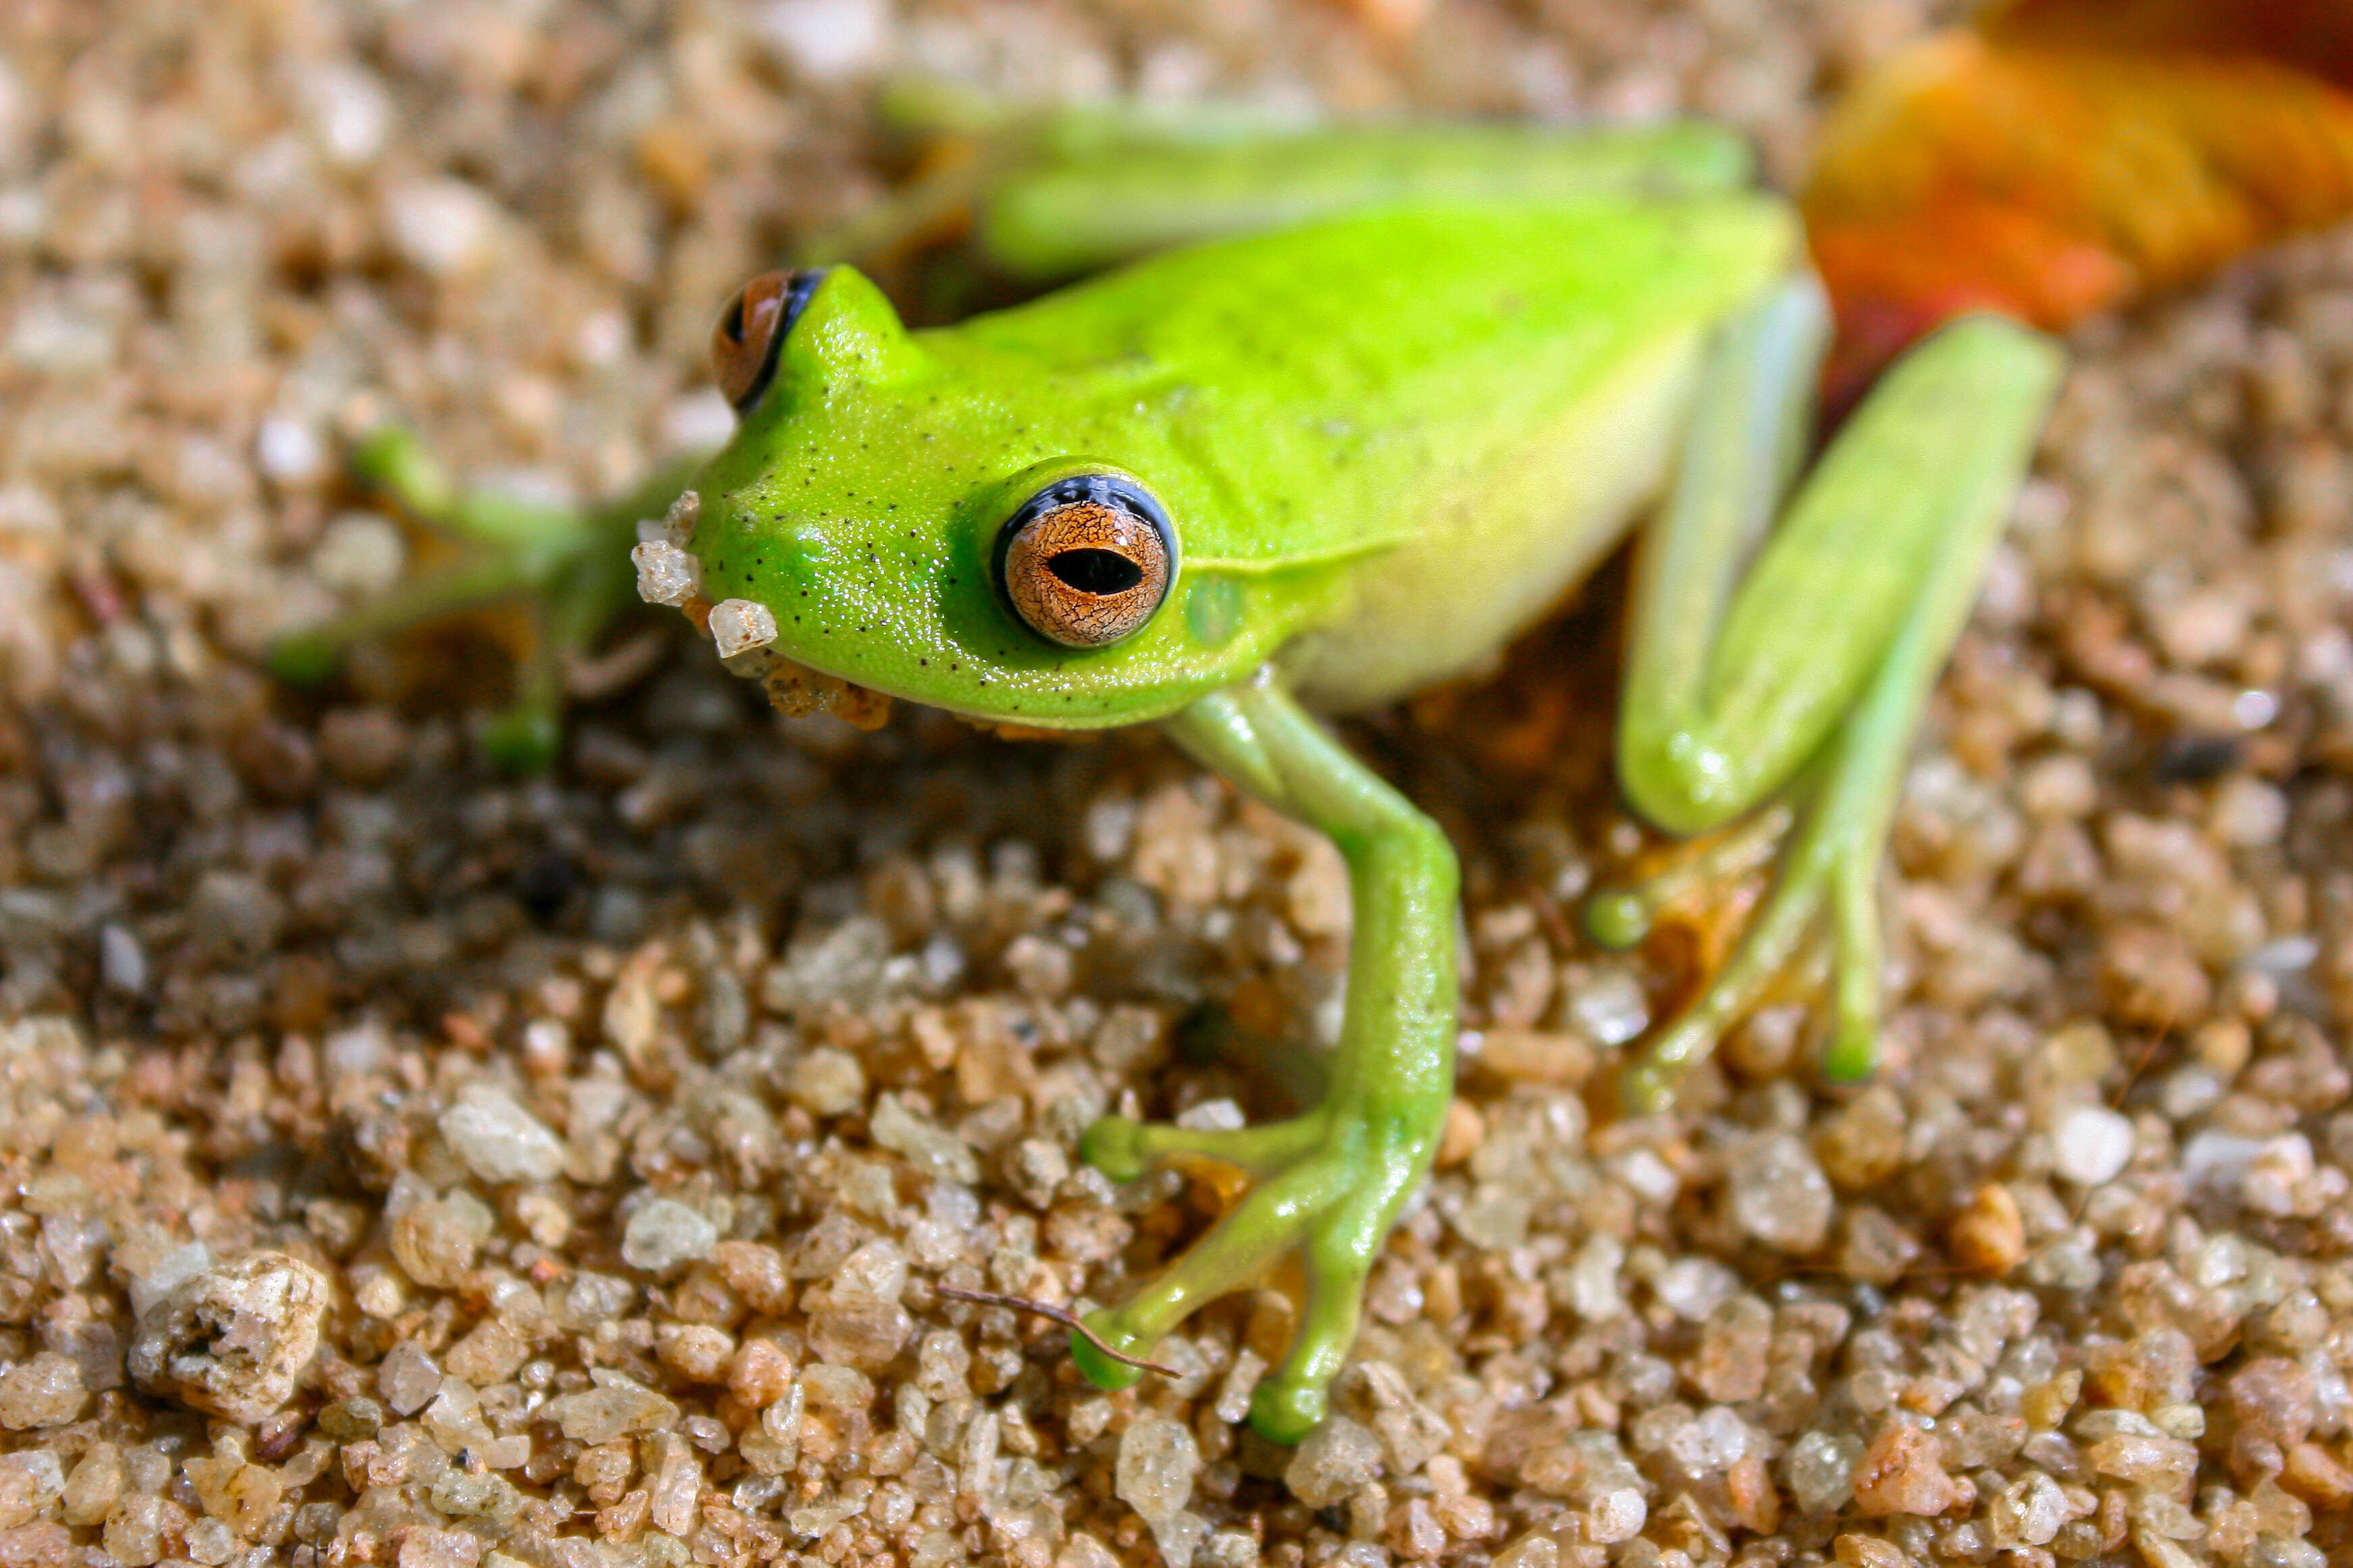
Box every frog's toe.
[1820,854,1883,1084]
[347,423,453,508]
[1610,790,1889,1111]
[1066,1112,1434,1442]
[1247,1377,1328,1446]
[1070,1311,1150,1392]
[1078,1115,1151,1182]
[1582,888,1651,949]
[1824,1016,1878,1084]
[267,632,339,688]
[482,704,563,774]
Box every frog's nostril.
[1046,549,1144,596]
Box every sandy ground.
[3,3,2353,1568]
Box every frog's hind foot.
[1072,1109,1428,1444]
[1582,802,1793,953]
[1590,733,1894,1114]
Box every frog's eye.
[712,269,825,413]
[996,475,1176,649]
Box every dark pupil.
[1048,549,1143,595]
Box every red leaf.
[1805,11,2353,398]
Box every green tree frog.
[279,105,2062,1442]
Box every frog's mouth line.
[675,596,1089,744]
[638,491,900,733]
[676,595,896,731]
[642,501,1070,740]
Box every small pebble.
[384,178,501,276]
[1284,1415,1382,1507]
[378,1342,441,1416]
[439,1085,567,1184]
[632,539,701,607]
[126,1252,328,1424]
[542,1372,680,1445]
[1725,1131,1834,1254]
[1832,1536,1909,1568]
[1476,1027,1595,1084]
[0,1448,63,1527]
[1116,1417,1199,1527]
[1950,1184,2027,1276]
[622,1199,721,1274]
[2051,1103,2135,1185]
[1986,1471,2067,1548]
[1784,1430,1863,1515]
[708,598,778,658]
[1851,1422,1957,1517]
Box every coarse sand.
[1,5,2352,1568]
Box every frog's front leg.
[1591,280,2064,1108]
[270,427,694,769]
[1073,677,1457,1443]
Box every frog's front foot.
[269,426,679,771]
[1589,757,1887,1113]
[1072,1105,1434,1443]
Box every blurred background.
[2,7,2353,1568]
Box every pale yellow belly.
[1276,325,1705,710]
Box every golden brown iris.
[1002,498,1171,648]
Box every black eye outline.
[713,268,827,415]
[992,473,1180,648]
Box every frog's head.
[678,265,1251,730]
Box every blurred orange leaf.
[1805,0,2353,398]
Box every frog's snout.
[630,488,894,731]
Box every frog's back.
[944,194,1796,704]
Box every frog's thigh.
[1617,306,2063,835]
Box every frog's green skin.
[696,201,1790,723]
[277,109,2063,1443]
[696,169,2060,1436]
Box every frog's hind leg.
[1604,606,1950,1109]
[272,426,693,770]
[853,80,1759,282]
[1595,280,2063,1110]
